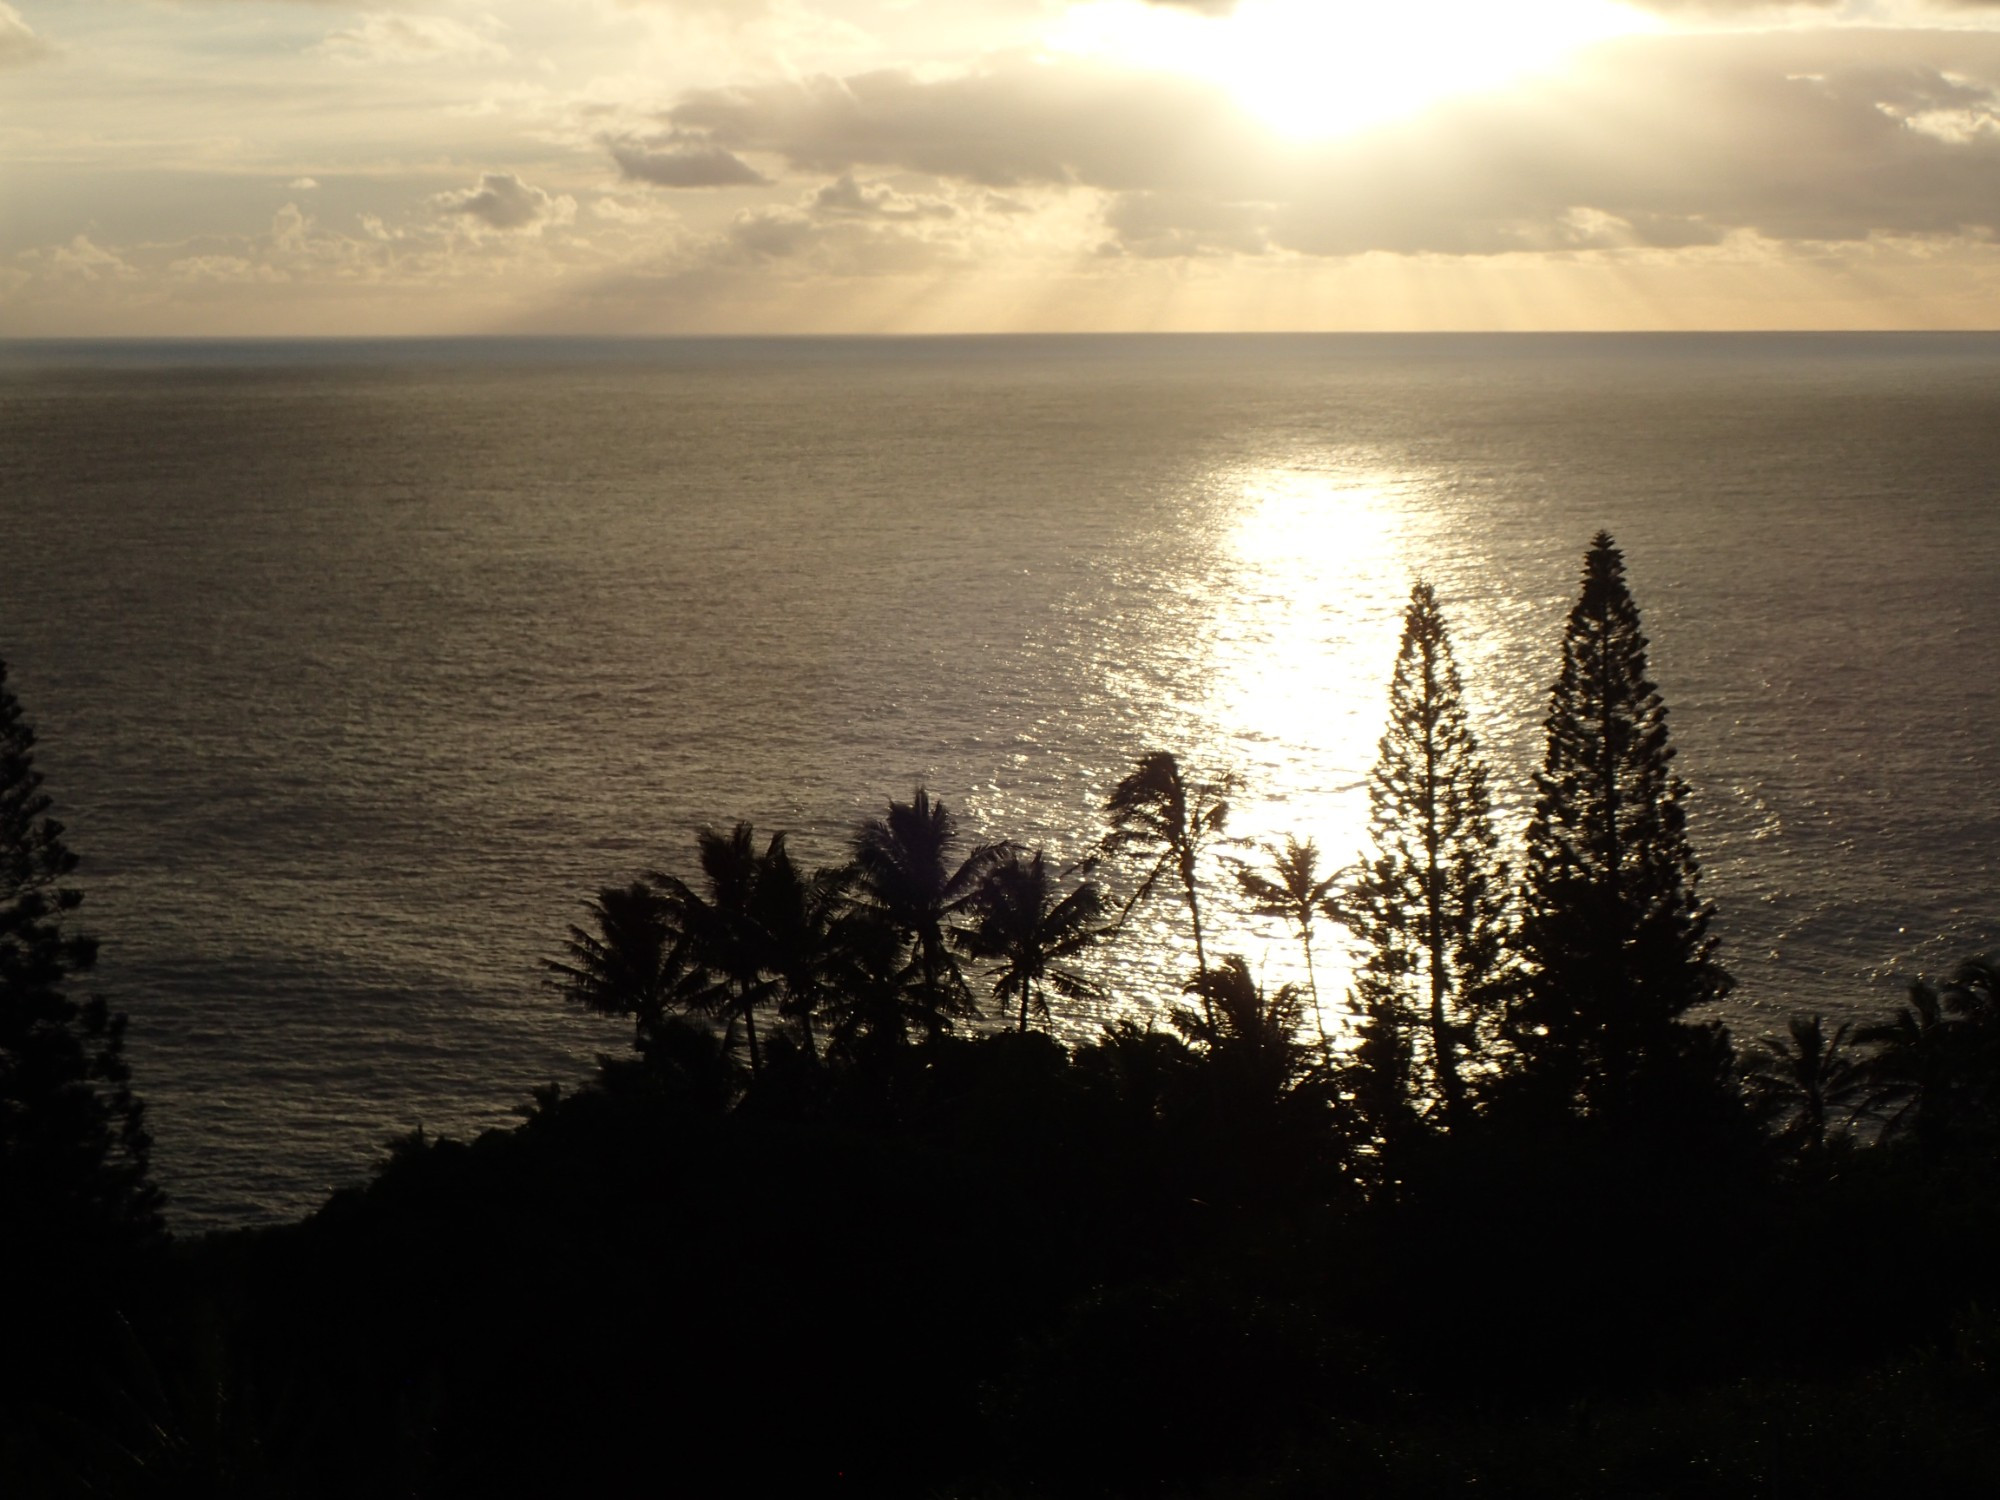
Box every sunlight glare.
[1199,467,1416,1038]
[1045,0,1661,139]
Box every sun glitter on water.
[1193,464,1422,1037]
[1045,0,1661,139]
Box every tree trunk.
[743,997,762,1075]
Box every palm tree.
[1172,955,1314,1111]
[653,823,779,1075]
[543,881,691,1046]
[851,789,1003,1040]
[751,837,857,1059]
[821,911,920,1064]
[1859,956,2000,1153]
[1175,956,1307,1058]
[1103,750,1240,1013]
[960,849,1107,1032]
[1740,1013,1872,1160]
[1859,976,1962,1151]
[1234,834,1342,1051]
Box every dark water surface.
[2,333,1997,1229]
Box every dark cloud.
[434,172,572,231]
[667,33,2000,260]
[608,132,768,188]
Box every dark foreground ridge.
[7,536,2000,1497]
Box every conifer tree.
[1345,582,1509,1126]
[1506,534,1732,1122]
[0,657,160,1268]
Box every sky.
[6,0,2000,333]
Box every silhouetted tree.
[1171,957,1342,1190]
[1859,956,2000,1156]
[851,789,1002,1041]
[1506,535,1733,1123]
[1235,834,1342,1051]
[1103,751,1239,1013]
[820,915,921,1065]
[1174,956,1309,1079]
[1340,991,1422,1188]
[545,881,692,1049]
[960,849,1106,1032]
[0,657,160,1268]
[750,838,858,1059]
[1741,1013,1872,1162]
[654,823,779,1074]
[1345,583,1509,1125]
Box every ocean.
[1,332,1996,1230]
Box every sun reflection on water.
[1073,461,1436,1045]
[1202,466,1424,1040]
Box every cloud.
[717,204,965,276]
[168,254,287,285]
[5,193,644,335]
[811,173,955,220]
[288,177,321,191]
[729,208,814,259]
[706,173,984,276]
[1330,48,2000,254]
[1100,192,1268,257]
[607,132,768,187]
[0,2,47,68]
[590,195,667,224]
[434,172,576,232]
[35,235,134,282]
[312,13,508,66]
[662,33,2000,259]
[669,61,1256,190]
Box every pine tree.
[0,657,160,1269]
[1506,534,1732,1122]
[1344,582,1509,1126]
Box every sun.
[1044,0,1661,140]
